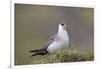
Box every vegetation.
[32,49,94,64]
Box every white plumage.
[47,24,69,54]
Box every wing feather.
[42,34,56,50]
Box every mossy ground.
[32,49,94,64]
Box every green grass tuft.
[32,49,94,64]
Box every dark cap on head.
[61,23,64,26]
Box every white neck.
[57,24,69,41]
[58,24,66,34]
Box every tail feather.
[31,51,47,57]
[30,49,48,57]
[30,49,40,52]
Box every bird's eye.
[61,24,64,26]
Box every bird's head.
[59,23,67,31]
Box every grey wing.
[48,34,56,40]
[42,34,56,50]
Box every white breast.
[47,30,69,54]
[47,41,67,54]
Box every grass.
[32,49,94,64]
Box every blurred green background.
[15,4,94,65]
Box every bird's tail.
[30,49,48,57]
[30,49,40,52]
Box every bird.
[30,23,69,57]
